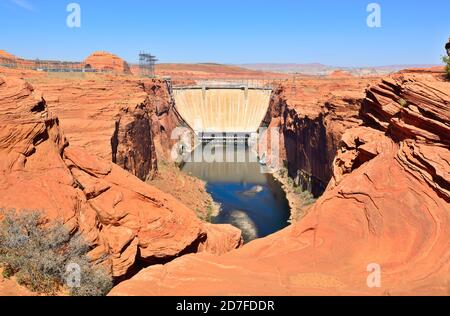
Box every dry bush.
[443,56,450,79]
[0,209,112,296]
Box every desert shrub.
[278,167,287,178]
[398,98,408,107]
[2,264,13,279]
[69,264,113,296]
[293,186,303,194]
[205,203,215,222]
[297,190,317,207]
[443,56,450,79]
[287,176,295,187]
[0,209,112,296]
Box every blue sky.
[1,0,449,66]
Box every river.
[181,144,291,243]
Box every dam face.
[173,86,272,135]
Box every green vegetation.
[292,185,316,207]
[2,264,13,279]
[277,167,317,209]
[204,202,216,223]
[0,209,112,296]
[297,190,317,207]
[443,56,450,79]
[398,98,408,108]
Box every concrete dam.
[173,85,272,138]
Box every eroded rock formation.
[15,70,214,218]
[0,75,242,279]
[0,50,16,60]
[262,77,377,196]
[110,70,449,296]
[31,77,181,181]
[84,52,131,74]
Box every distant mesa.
[0,50,16,60]
[0,49,131,74]
[240,63,441,76]
[84,51,131,74]
[328,70,353,78]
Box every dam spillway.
[173,85,272,135]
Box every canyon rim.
[0,0,449,302]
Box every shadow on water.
[181,144,291,243]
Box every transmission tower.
[139,51,158,77]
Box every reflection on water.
[181,144,290,243]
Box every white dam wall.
[173,87,272,133]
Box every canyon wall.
[0,75,242,279]
[31,76,182,182]
[262,77,377,196]
[0,64,215,220]
[110,70,449,296]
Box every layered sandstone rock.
[329,70,353,78]
[0,75,242,278]
[110,70,449,296]
[30,76,180,181]
[84,52,131,74]
[12,69,215,219]
[0,50,16,60]
[262,77,377,196]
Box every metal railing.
[0,56,112,73]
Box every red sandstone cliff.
[110,70,449,296]
[0,75,242,280]
[30,76,181,182]
[6,67,214,219]
[0,50,16,60]
[84,52,131,74]
[262,77,377,196]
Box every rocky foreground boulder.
[110,70,449,296]
[0,75,242,278]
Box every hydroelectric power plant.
[173,82,272,142]
[173,81,290,242]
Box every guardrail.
[173,84,273,91]
[0,57,112,73]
